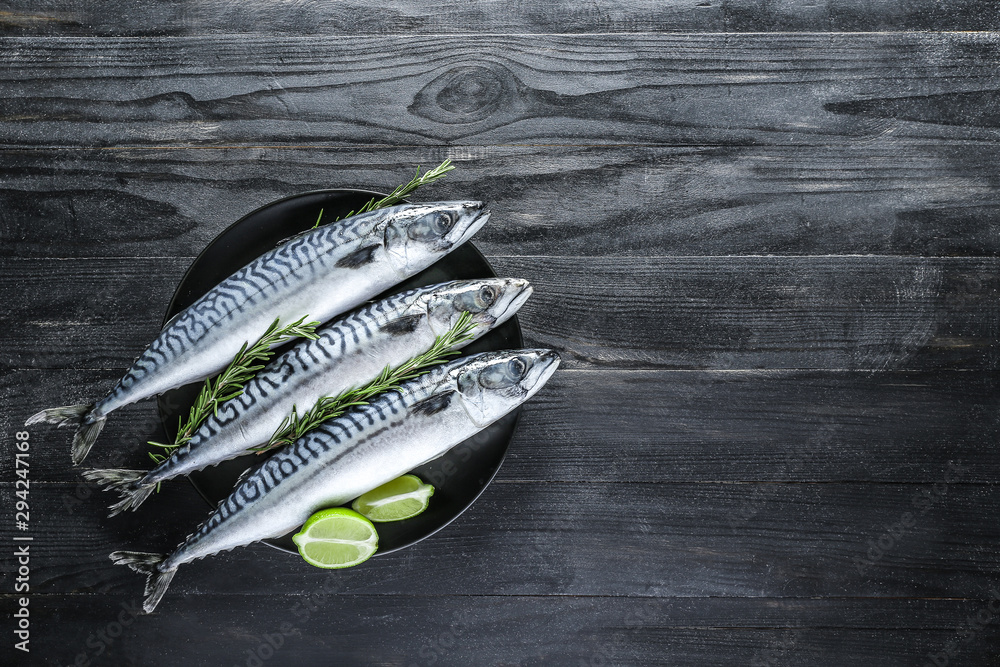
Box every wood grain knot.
[409,64,513,124]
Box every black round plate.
[157,190,522,556]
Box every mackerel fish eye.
[431,211,456,234]
[454,284,496,314]
[407,211,456,241]
[506,357,528,381]
[475,284,498,309]
[478,356,529,389]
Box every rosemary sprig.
[312,159,455,229]
[253,310,477,453]
[148,316,320,465]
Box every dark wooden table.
[2,2,999,665]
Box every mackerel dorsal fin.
[232,464,256,490]
[161,311,183,331]
[274,228,314,248]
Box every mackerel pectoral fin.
[380,314,425,336]
[335,244,380,269]
[410,391,454,417]
[109,551,176,614]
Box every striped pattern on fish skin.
[110,349,561,613]
[83,277,533,514]
[27,201,489,465]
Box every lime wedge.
[351,474,435,523]
[292,508,378,569]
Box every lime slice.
[292,508,378,569]
[351,474,435,523]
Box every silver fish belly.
[28,201,489,464]
[110,349,560,613]
[84,278,532,514]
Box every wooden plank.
[3,480,1000,599]
[4,369,997,484]
[8,595,1000,667]
[0,1,997,36]
[4,143,1000,259]
[4,33,1000,147]
[493,255,998,371]
[1,256,995,371]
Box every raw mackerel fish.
[84,278,533,514]
[26,202,490,464]
[111,349,560,613]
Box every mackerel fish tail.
[25,403,106,465]
[81,468,157,516]
[110,551,176,614]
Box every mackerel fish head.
[453,349,560,428]
[382,201,489,276]
[424,278,533,337]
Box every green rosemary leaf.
[146,315,320,475]
[252,310,475,454]
[312,160,454,229]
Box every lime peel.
[365,488,433,508]
[352,474,435,523]
[293,508,378,569]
